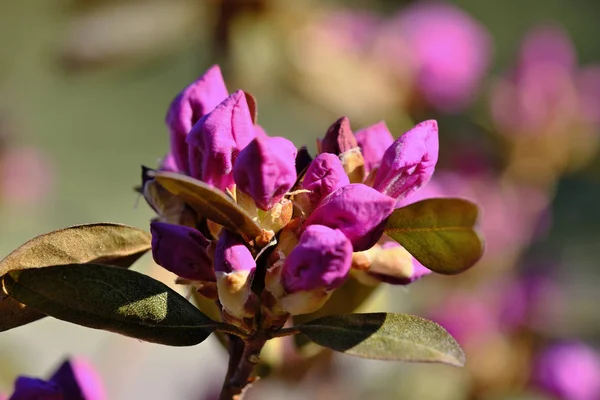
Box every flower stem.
[219,334,267,400]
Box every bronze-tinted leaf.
[0,223,152,331]
[298,313,465,366]
[385,198,484,275]
[153,171,262,242]
[3,264,217,346]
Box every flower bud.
[319,116,357,154]
[305,183,396,251]
[187,90,256,191]
[50,358,106,400]
[363,241,431,285]
[302,153,349,206]
[282,225,352,293]
[373,120,438,200]
[214,231,256,319]
[355,121,394,174]
[165,65,228,173]
[9,378,62,400]
[233,136,297,210]
[150,222,215,282]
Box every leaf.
[153,171,262,243]
[0,223,152,331]
[384,198,484,274]
[293,275,378,349]
[2,264,217,346]
[298,313,465,366]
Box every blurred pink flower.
[377,1,492,112]
[0,147,54,207]
[491,24,600,136]
[533,341,600,400]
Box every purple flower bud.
[214,230,256,319]
[306,183,396,251]
[50,358,106,400]
[165,65,228,173]
[214,230,255,274]
[150,222,215,282]
[295,146,313,175]
[233,136,297,210]
[320,116,357,154]
[302,153,349,205]
[187,90,256,191]
[533,341,600,400]
[282,225,352,293]
[159,152,179,172]
[373,120,438,200]
[9,377,62,400]
[355,121,394,174]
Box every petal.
[373,120,438,200]
[186,90,256,191]
[319,116,358,154]
[9,377,62,400]
[233,136,297,210]
[150,222,215,281]
[159,152,179,172]
[50,358,106,400]
[355,121,394,173]
[165,65,228,173]
[282,224,352,293]
[214,230,256,273]
[302,153,350,205]
[306,183,396,251]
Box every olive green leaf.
[2,264,217,346]
[297,313,465,366]
[385,198,484,275]
[293,275,378,349]
[0,223,152,331]
[153,171,262,243]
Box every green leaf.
[384,198,484,275]
[0,223,152,331]
[2,264,217,346]
[153,171,262,243]
[297,313,465,366]
[293,275,378,349]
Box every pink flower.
[233,135,297,210]
[372,120,438,200]
[186,90,256,191]
[301,153,349,206]
[165,65,228,173]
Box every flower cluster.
[2,358,105,400]
[144,65,439,331]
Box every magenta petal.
[233,136,297,210]
[320,116,357,154]
[214,230,256,273]
[355,121,394,173]
[282,225,352,293]
[10,377,62,400]
[302,153,349,205]
[50,359,106,400]
[150,222,215,282]
[186,90,256,191]
[373,120,439,200]
[306,183,396,251]
[165,65,228,173]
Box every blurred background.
[0,0,599,399]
